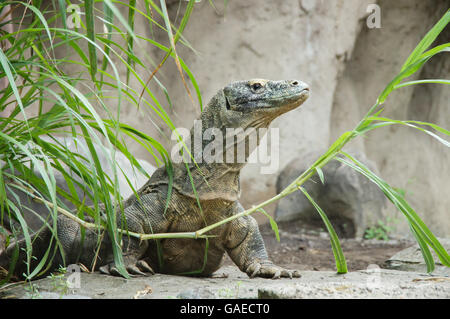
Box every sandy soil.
[222,222,414,272]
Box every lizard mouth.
[231,88,309,112]
[263,88,309,105]
[267,87,309,106]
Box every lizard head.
[220,79,309,128]
[175,79,310,200]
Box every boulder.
[274,150,386,238]
[385,238,450,276]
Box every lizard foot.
[246,261,300,279]
[99,260,154,277]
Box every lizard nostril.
[291,81,299,86]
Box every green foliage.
[0,0,198,281]
[293,9,450,273]
[219,9,450,274]
[24,281,41,299]
[299,187,347,273]
[364,219,395,241]
[0,2,448,282]
[257,208,280,242]
[47,271,69,298]
[218,280,243,298]
[158,9,450,276]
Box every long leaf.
[409,224,435,273]
[126,0,136,85]
[338,152,450,269]
[84,0,97,80]
[394,78,450,89]
[257,208,280,242]
[400,9,450,71]
[299,187,347,274]
[356,116,450,147]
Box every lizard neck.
[147,79,309,203]
[175,112,272,202]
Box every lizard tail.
[0,227,55,280]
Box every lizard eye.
[251,82,263,92]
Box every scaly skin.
[0,79,309,279]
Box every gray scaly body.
[1,79,309,279]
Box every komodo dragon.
[0,79,309,279]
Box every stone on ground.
[385,238,450,276]
[274,150,386,238]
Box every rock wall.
[329,0,450,236]
[108,0,449,237]
[143,0,375,222]
[131,0,448,237]
[11,0,449,237]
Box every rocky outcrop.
[12,0,449,237]
[274,150,386,238]
[144,0,449,237]
[328,0,450,237]
[385,238,450,276]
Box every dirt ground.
[222,221,414,272]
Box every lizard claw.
[127,265,147,276]
[246,261,301,279]
[99,264,122,276]
[99,260,154,277]
[136,260,154,274]
[248,263,261,278]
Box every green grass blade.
[0,47,26,121]
[394,78,450,89]
[378,46,449,104]
[257,208,280,242]
[338,152,450,268]
[409,224,435,273]
[136,34,202,110]
[299,187,347,274]
[356,116,450,147]
[100,2,113,85]
[58,0,67,30]
[84,0,97,80]
[316,167,325,184]
[103,0,137,43]
[158,0,196,108]
[11,2,53,52]
[126,0,136,85]
[400,9,450,71]
[5,199,33,277]
[173,0,196,44]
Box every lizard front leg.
[98,234,154,277]
[99,191,169,277]
[225,203,300,279]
